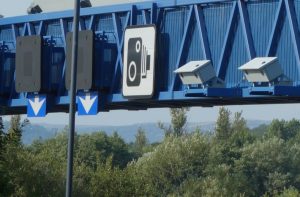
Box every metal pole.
[66,0,80,196]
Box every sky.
[1,0,300,126]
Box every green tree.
[170,107,189,136]
[251,124,269,138]
[230,111,254,147]
[109,132,135,168]
[134,133,210,196]
[267,119,300,141]
[0,116,5,150]
[0,116,29,196]
[90,157,141,197]
[134,127,148,154]
[0,117,7,197]
[234,137,292,196]
[276,187,300,197]
[7,115,29,146]
[267,119,286,140]
[1,131,67,197]
[231,111,247,133]
[159,107,190,137]
[215,107,231,141]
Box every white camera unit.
[174,60,216,85]
[238,57,283,83]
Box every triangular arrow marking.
[79,93,97,114]
[28,96,45,116]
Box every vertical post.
[66,0,80,197]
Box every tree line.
[1,108,300,196]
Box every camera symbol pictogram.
[123,25,156,98]
[127,37,151,87]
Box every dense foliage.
[1,110,300,196]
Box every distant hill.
[16,119,271,144]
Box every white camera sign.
[123,25,156,99]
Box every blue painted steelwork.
[1,0,300,114]
[185,87,242,97]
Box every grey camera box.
[174,60,216,85]
[239,57,283,83]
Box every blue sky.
[1,0,300,126]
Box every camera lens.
[136,40,141,52]
[128,61,137,82]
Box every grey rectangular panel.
[65,30,94,90]
[15,35,42,93]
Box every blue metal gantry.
[1,0,300,115]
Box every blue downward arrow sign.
[27,95,46,117]
[78,92,98,115]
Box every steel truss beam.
[0,0,300,114]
